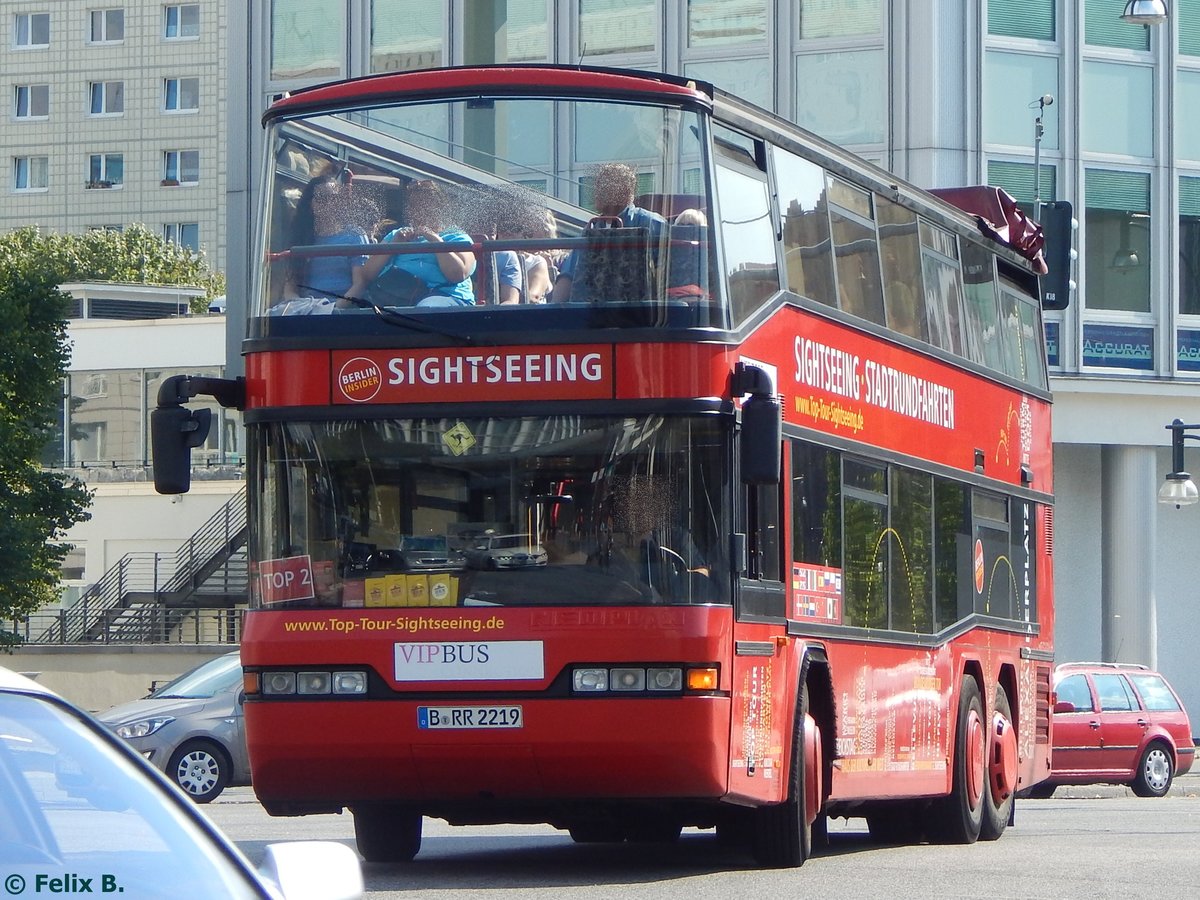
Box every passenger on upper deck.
[493,202,556,305]
[284,164,380,303]
[346,180,476,307]
[553,163,665,304]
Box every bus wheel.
[351,806,422,862]
[981,684,1017,840]
[930,676,985,844]
[750,683,813,867]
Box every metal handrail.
[35,487,248,644]
[15,607,245,645]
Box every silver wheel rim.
[1144,748,1171,793]
[176,749,220,796]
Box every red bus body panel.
[242,606,735,808]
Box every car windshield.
[0,692,260,898]
[402,536,448,552]
[151,655,242,700]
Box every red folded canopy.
[930,186,1048,275]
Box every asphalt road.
[207,774,1200,900]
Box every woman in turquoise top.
[346,180,476,307]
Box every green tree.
[0,256,91,647]
[0,224,225,314]
[0,223,225,646]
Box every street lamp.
[1121,0,1168,26]
[1158,419,1200,507]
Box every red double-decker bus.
[153,65,1055,867]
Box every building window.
[1082,61,1153,158]
[87,153,123,188]
[1084,0,1149,51]
[793,1,886,147]
[164,3,199,39]
[987,0,1055,41]
[1084,168,1151,314]
[505,0,548,62]
[164,222,199,251]
[88,8,125,43]
[15,84,49,119]
[984,52,1059,150]
[163,150,199,184]
[579,0,656,56]
[370,0,442,73]
[272,0,343,79]
[164,77,200,112]
[15,12,51,48]
[89,81,124,115]
[1180,176,1200,316]
[687,0,766,47]
[14,156,49,191]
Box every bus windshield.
[256,93,721,327]
[250,414,730,609]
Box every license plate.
[417,705,523,729]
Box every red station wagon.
[1030,663,1196,798]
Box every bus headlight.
[332,671,367,694]
[647,668,683,691]
[572,668,609,692]
[263,671,297,695]
[610,668,646,691]
[297,672,331,694]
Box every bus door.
[727,403,793,804]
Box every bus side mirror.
[151,405,212,494]
[741,394,782,484]
[733,362,781,485]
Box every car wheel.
[1131,742,1174,798]
[168,740,230,803]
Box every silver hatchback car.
[98,651,248,803]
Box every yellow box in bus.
[406,574,430,607]
[364,576,388,608]
[428,573,456,606]
[385,574,408,607]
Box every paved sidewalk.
[1045,769,1199,800]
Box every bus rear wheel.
[351,806,422,862]
[980,684,1017,840]
[750,683,815,867]
[929,675,985,844]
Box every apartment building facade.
[2,0,227,268]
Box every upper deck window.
[256,90,723,331]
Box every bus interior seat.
[579,217,654,304]
[665,223,709,298]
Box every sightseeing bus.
[153,65,1056,867]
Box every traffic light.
[1039,199,1077,310]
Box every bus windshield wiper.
[302,287,486,345]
